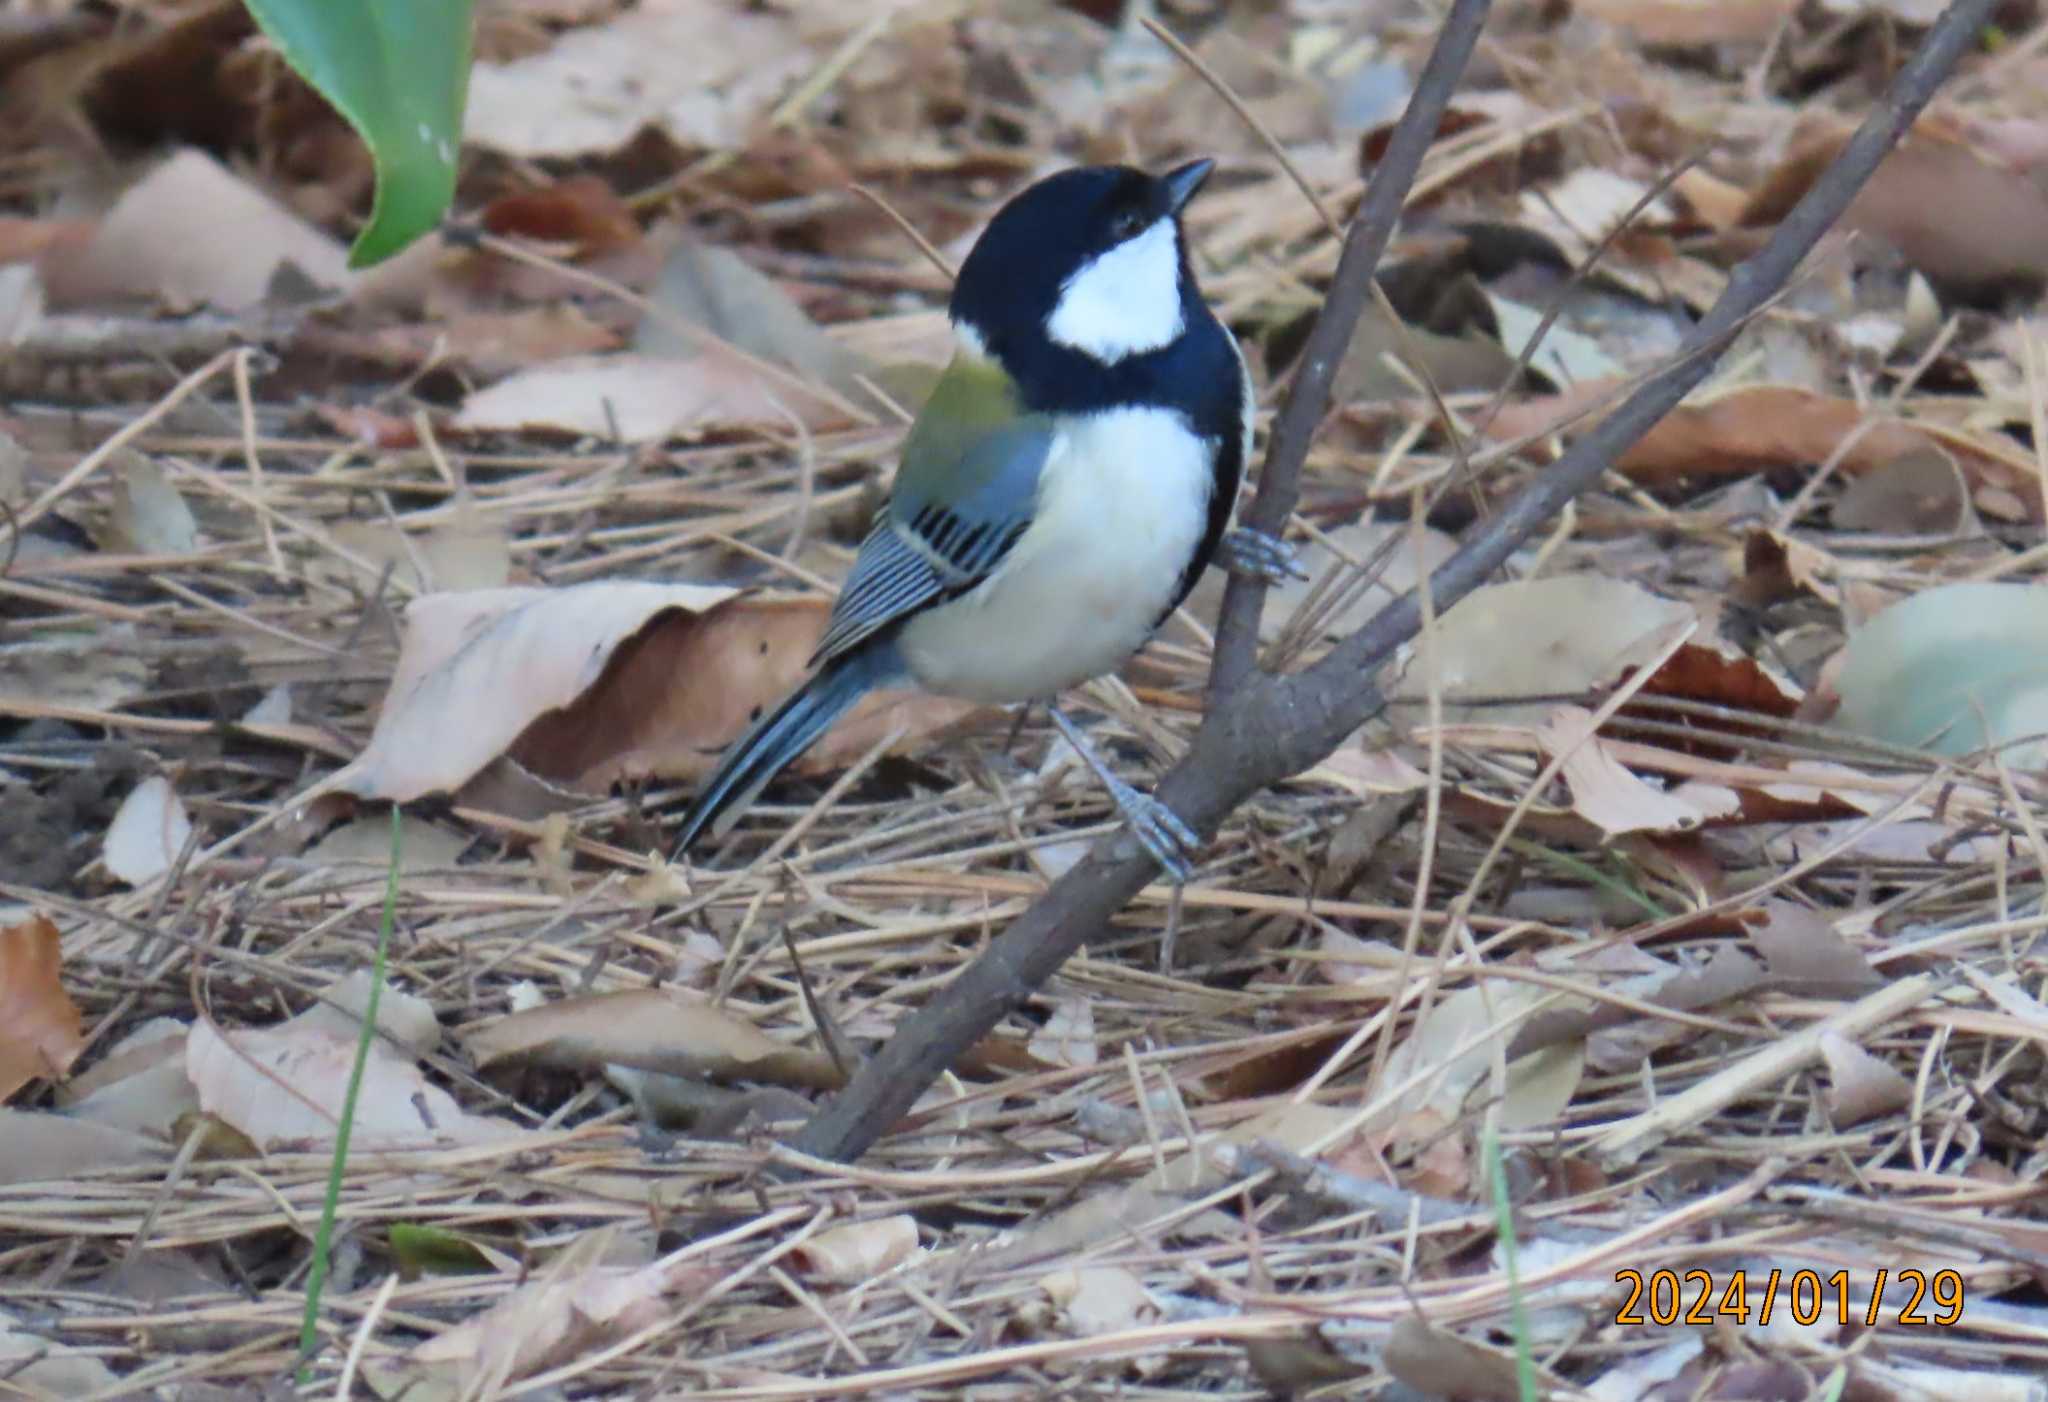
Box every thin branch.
[1206,0,1490,701]
[791,0,1998,1167]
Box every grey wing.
[809,419,1054,667]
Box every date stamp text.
[1614,1268,1963,1328]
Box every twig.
[1205,0,1490,702]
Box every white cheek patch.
[1046,218,1184,364]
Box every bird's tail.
[673,644,904,856]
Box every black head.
[949,160,1218,399]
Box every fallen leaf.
[0,1305,119,1392]
[1832,446,1970,534]
[102,775,193,886]
[1818,1031,1911,1125]
[795,1215,920,1284]
[481,175,642,255]
[1572,0,1798,45]
[315,514,513,596]
[58,1018,195,1138]
[1391,575,1694,724]
[1747,902,1880,995]
[0,1108,162,1186]
[463,3,819,157]
[0,914,84,1100]
[340,583,977,803]
[304,814,471,871]
[1027,996,1098,1069]
[39,148,353,311]
[453,349,854,442]
[1830,582,2048,762]
[1486,382,2038,520]
[1387,1315,1561,1401]
[186,1019,521,1150]
[101,450,199,555]
[1538,705,1738,837]
[1038,1266,1160,1336]
[406,1238,716,1390]
[464,986,844,1091]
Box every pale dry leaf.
[1818,1031,1911,1125]
[410,1244,716,1387]
[1374,983,1558,1130]
[0,624,151,710]
[102,449,198,554]
[635,238,879,410]
[1027,995,1098,1069]
[1038,1266,1160,1336]
[337,581,734,802]
[463,986,844,1091]
[0,1108,162,1186]
[186,1019,522,1150]
[1386,1315,1551,1402]
[1390,575,1693,725]
[794,1215,920,1285]
[305,814,471,871]
[102,774,192,886]
[1572,0,1798,45]
[298,970,442,1058]
[0,1305,120,1392]
[465,2,819,157]
[453,349,852,442]
[39,149,353,311]
[0,913,85,1100]
[1538,705,1738,837]
[1747,902,1880,995]
[59,1017,195,1138]
[317,515,513,595]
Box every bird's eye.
[1110,210,1145,240]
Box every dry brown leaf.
[1387,1315,1560,1401]
[481,175,642,255]
[453,349,854,442]
[1744,114,2048,294]
[0,914,84,1100]
[464,986,844,1091]
[102,774,192,886]
[1818,1031,1912,1125]
[186,1019,522,1150]
[464,3,821,157]
[1573,0,1797,46]
[1539,705,1739,837]
[794,1215,920,1284]
[1038,1266,1161,1336]
[342,582,977,802]
[1747,902,1880,995]
[39,149,353,311]
[408,1241,717,1389]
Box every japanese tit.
[675,158,1286,878]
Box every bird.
[672,158,1294,879]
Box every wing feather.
[808,419,1052,667]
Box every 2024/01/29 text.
[1614,1268,1963,1327]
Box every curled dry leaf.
[464,986,845,1091]
[794,1215,920,1284]
[1038,1266,1160,1337]
[1485,382,2039,521]
[1818,1031,1911,1126]
[102,775,192,886]
[1538,705,1739,837]
[185,1019,522,1151]
[408,1247,718,1389]
[0,914,84,1101]
[340,582,977,803]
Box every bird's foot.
[1045,706,1203,883]
[1097,768,1202,884]
[1220,526,1307,584]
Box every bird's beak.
[1162,158,1216,214]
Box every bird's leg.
[1219,526,1307,584]
[1045,705,1201,883]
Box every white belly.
[898,407,1213,704]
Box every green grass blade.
[298,806,403,1373]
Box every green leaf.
[388,1222,496,1279]
[242,0,473,267]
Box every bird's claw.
[1220,526,1307,583]
[1101,773,1202,884]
